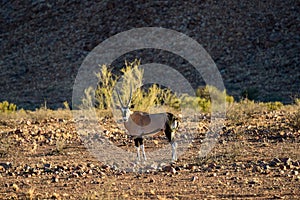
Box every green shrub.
[95,64,117,109]
[63,101,70,110]
[196,85,234,104]
[265,101,283,111]
[180,95,211,112]
[93,59,181,112]
[294,98,300,106]
[0,101,17,113]
[80,87,95,110]
[88,60,232,114]
[118,59,145,110]
[226,99,266,124]
[160,88,181,110]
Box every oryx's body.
[124,111,167,136]
[116,89,179,163]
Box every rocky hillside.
[1,0,299,109]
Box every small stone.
[12,183,19,192]
[292,161,300,167]
[163,166,176,174]
[269,158,281,167]
[279,170,285,175]
[175,166,181,171]
[44,163,51,168]
[87,163,94,168]
[52,175,59,183]
[188,165,197,171]
[208,162,217,169]
[292,170,299,176]
[264,165,270,170]
[191,176,199,182]
[248,178,260,185]
[153,140,159,145]
[51,193,60,199]
[273,194,284,199]
[0,162,12,170]
[150,189,155,195]
[279,164,286,170]
[282,158,293,166]
[252,165,263,173]
[71,172,79,178]
[149,178,155,183]
[206,167,213,172]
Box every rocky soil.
[0,106,299,199]
[1,0,300,109]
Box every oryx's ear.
[115,105,121,110]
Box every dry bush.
[289,100,300,130]
[0,133,17,158]
[226,99,267,124]
[95,64,117,110]
[265,101,283,111]
[84,60,233,114]
[91,59,181,113]
[0,101,17,113]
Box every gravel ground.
[0,108,299,199]
[0,0,299,109]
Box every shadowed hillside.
[0,0,299,109]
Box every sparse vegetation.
[288,99,300,130]
[292,109,300,130]
[55,138,66,153]
[0,101,17,113]
[95,64,117,110]
[265,101,283,111]
[84,59,233,114]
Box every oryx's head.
[116,87,132,122]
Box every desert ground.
[0,102,299,200]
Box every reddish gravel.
[0,107,299,199]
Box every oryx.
[116,88,179,163]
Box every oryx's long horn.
[116,89,124,108]
[127,85,132,107]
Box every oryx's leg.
[134,138,145,162]
[171,140,178,162]
[165,113,179,162]
[140,142,147,161]
[165,129,178,162]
